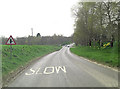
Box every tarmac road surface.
[8,45,118,87]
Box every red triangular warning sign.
[5,35,16,45]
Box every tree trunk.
[89,40,91,46]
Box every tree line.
[2,34,72,45]
[72,1,119,47]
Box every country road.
[8,45,118,87]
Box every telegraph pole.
[31,28,33,36]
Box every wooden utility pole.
[31,28,33,36]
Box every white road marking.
[25,66,67,75]
[43,67,55,74]
[55,66,66,73]
[25,68,35,75]
[36,68,42,74]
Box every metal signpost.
[5,35,16,59]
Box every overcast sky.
[0,0,79,38]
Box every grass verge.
[2,45,61,79]
[70,42,118,68]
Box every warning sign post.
[6,35,16,59]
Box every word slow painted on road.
[25,66,66,75]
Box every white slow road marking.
[25,68,35,76]
[36,68,42,74]
[43,67,54,74]
[55,66,66,74]
[25,66,66,75]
